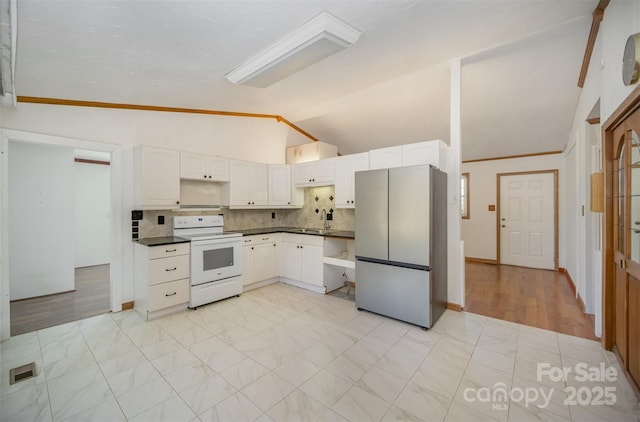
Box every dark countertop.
[232,227,355,239]
[134,236,191,246]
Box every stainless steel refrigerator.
[355,164,447,329]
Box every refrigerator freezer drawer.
[355,260,432,328]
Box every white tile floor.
[1,282,639,422]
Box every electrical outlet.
[158,215,165,225]
[272,212,276,219]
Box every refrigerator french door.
[355,164,447,329]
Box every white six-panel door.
[499,172,556,270]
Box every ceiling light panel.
[226,11,361,87]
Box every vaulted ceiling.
[7,0,596,160]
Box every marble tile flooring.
[1,283,638,422]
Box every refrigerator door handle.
[356,256,430,271]
[356,256,388,265]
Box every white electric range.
[173,215,243,308]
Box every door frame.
[603,84,640,350]
[496,169,559,270]
[0,129,125,341]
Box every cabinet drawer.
[148,278,189,311]
[242,234,277,246]
[148,243,189,259]
[149,254,190,285]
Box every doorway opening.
[0,129,124,340]
[8,147,112,335]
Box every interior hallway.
[464,261,597,340]
[9,264,110,336]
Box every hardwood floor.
[10,264,110,336]
[465,262,598,340]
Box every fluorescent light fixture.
[226,11,361,87]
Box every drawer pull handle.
[166,267,177,272]
[165,292,177,297]
[165,248,177,253]
[262,237,269,240]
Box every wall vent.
[9,362,36,385]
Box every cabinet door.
[139,146,180,208]
[269,165,292,206]
[253,242,277,282]
[369,146,402,170]
[230,160,252,206]
[300,244,323,286]
[242,245,254,286]
[251,163,269,206]
[293,162,314,186]
[280,242,301,280]
[313,158,335,184]
[334,156,352,208]
[210,157,230,181]
[402,141,440,168]
[335,153,368,208]
[180,152,209,180]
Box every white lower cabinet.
[134,242,190,320]
[279,234,325,292]
[242,234,279,290]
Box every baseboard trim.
[577,293,586,313]
[122,301,134,310]
[559,267,577,295]
[465,257,498,265]
[447,302,463,312]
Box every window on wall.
[461,173,469,219]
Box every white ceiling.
[11,0,596,160]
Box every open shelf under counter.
[323,250,355,269]
[322,237,355,269]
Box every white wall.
[600,2,640,122]
[1,103,291,164]
[461,154,566,265]
[75,161,111,267]
[9,141,75,300]
[565,143,578,285]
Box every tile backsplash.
[136,186,354,239]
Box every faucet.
[321,208,330,230]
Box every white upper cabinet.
[293,157,336,187]
[369,140,448,170]
[335,152,369,208]
[401,140,447,170]
[180,152,229,181]
[229,160,268,208]
[293,162,314,185]
[268,164,303,207]
[134,145,181,209]
[369,146,402,170]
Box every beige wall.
[461,153,566,264]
